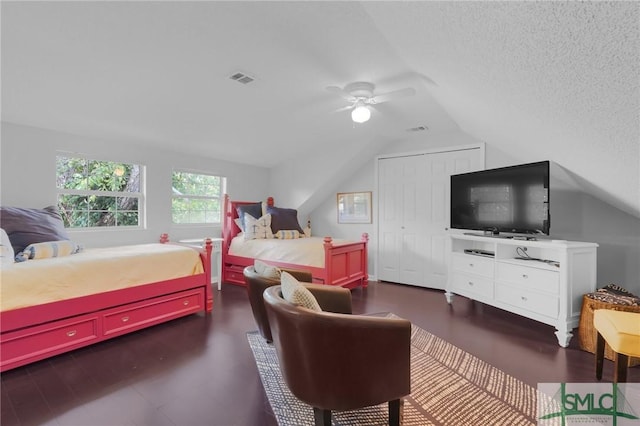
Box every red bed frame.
[221,195,368,289]
[0,241,213,372]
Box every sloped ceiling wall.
[362,1,639,217]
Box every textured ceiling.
[1,1,639,217]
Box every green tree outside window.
[172,171,224,224]
[56,156,143,228]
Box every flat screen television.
[450,161,550,235]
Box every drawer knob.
[522,274,528,279]
[66,330,77,337]
[183,300,190,306]
[469,263,474,267]
[468,281,474,286]
[121,316,130,323]
[521,296,528,301]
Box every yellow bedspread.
[0,243,204,312]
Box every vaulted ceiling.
[2,2,638,218]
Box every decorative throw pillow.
[244,213,274,240]
[0,228,14,266]
[0,206,70,254]
[266,206,304,234]
[14,240,83,262]
[280,271,322,311]
[236,202,264,232]
[254,259,281,279]
[274,230,301,239]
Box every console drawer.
[1,317,99,366]
[496,262,559,294]
[450,272,494,301]
[103,289,203,336]
[495,283,559,319]
[451,253,494,278]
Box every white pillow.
[280,271,322,311]
[14,240,83,262]
[0,228,14,266]
[254,259,281,279]
[244,213,274,240]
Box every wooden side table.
[178,238,224,291]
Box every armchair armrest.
[304,284,352,314]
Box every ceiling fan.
[326,81,416,123]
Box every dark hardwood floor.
[2,281,638,426]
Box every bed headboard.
[222,194,274,250]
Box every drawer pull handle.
[521,296,528,301]
[121,316,130,323]
[183,300,190,306]
[66,330,77,337]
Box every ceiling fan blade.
[326,85,357,102]
[332,104,355,113]
[370,87,416,104]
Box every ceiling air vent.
[229,71,255,85]
[406,125,429,132]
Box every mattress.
[228,236,350,268]
[0,243,204,312]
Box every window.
[172,170,225,224]
[56,155,144,228]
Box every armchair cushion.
[280,271,321,312]
[254,259,281,279]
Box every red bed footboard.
[322,234,368,289]
[0,241,213,372]
[221,194,368,289]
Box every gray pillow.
[236,202,263,231]
[0,206,70,253]
[266,206,304,234]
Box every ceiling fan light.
[351,105,371,123]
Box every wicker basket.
[578,294,640,367]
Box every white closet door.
[378,154,427,285]
[378,147,483,288]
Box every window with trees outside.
[56,155,143,228]
[172,170,225,225]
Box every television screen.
[450,161,550,235]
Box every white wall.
[0,122,269,249]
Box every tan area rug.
[247,314,538,425]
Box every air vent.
[229,71,255,85]
[406,125,429,132]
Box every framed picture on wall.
[337,191,372,224]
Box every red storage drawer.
[1,316,99,369]
[103,289,204,336]
[225,265,246,285]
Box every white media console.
[445,233,598,347]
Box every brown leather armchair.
[263,285,411,426]
[243,265,316,343]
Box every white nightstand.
[178,237,224,291]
